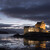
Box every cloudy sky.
[0,0,50,29]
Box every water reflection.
[24,38,47,48]
[0,37,50,50]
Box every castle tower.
[24,21,48,34]
[35,21,47,32]
[35,21,46,30]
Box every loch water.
[0,34,50,50]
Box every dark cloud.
[0,0,50,8]
[1,0,50,26]
[2,2,50,25]
[2,2,50,14]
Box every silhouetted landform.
[13,32,50,41]
[13,33,23,38]
[13,32,50,37]
[0,31,9,34]
[0,29,23,34]
[24,32,50,41]
[24,32,50,37]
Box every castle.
[24,21,48,34]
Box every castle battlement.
[24,21,48,34]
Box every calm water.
[0,34,50,50]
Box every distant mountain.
[0,24,11,27]
[0,31,9,34]
[0,29,24,34]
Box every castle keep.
[24,21,48,34]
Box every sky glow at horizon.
[0,12,50,29]
[0,0,50,30]
[0,12,37,26]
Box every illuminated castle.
[35,21,45,29]
[35,21,48,32]
[24,21,48,34]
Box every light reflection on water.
[0,37,25,48]
[0,34,14,38]
[0,37,50,48]
[0,35,50,50]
